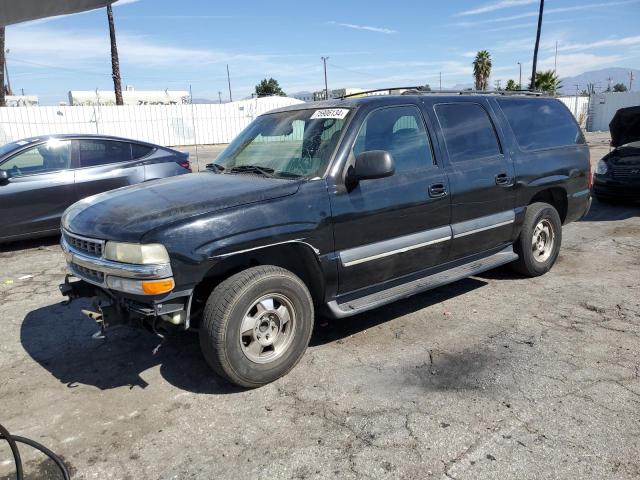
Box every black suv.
[60,92,591,387]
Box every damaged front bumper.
[59,230,194,335]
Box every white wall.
[0,96,303,146]
[587,92,640,132]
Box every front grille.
[64,231,103,257]
[611,165,640,179]
[70,262,105,284]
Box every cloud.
[328,21,396,34]
[456,0,537,16]
[556,35,640,53]
[539,53,625,77]
[453,0,640,26]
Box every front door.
[330,104,451,294]
[431,101,516,260]
[0,139,76,239]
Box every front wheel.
[511,202,562,277]
[199,266,314,388]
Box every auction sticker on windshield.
[311,109,350,120]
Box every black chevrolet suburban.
[59,92,592,387]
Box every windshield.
[215,108,351,178]
[0,140,29,158]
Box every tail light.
[177,154,191,172]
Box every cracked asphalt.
[1,135,639,479]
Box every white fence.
[0,96,303,147]
[587,92,640,132]
[558,96,590,127]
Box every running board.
[327,246,518,318]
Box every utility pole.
[218,91,222,104]
[439,72,442,91]
[530,0,544,90]
[0,27,4,106]
[106,5,123,105]
[630,71,634,91]
[226,64,232,102]
[495,79,502,90]
[321,56,329,100]
[606,76,613,92]
[517,62,522,89]
[574,84,579,117]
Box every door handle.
[428,183,448,198]
[495,173,511,186]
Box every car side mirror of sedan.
[349,150,395,183]
[0,169,9,184]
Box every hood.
[63,173,301,242]
[609,106,640,148]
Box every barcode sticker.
[310,109,350,120]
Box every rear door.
[0,140,75,238]
[431,101,516,260]
[74,139,145,200]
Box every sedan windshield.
[215,108,351,178]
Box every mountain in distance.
[559,67,639,94]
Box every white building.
[69,87,190,106]
[4,95,39,106]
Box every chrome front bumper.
[61,230,173,288]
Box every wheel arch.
[196,241,325,308]
[528,187,568,223]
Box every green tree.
[505,79,519,91]
[534,70,562,95]
[472,50,492,91]
[613,83,628,92]
[420,84,432,92]
[255,78,286,97]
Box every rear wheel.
[511,202,562,277]
[199,266,314,388]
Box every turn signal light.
[141,278,175,295]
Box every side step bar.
[327,245,518,318]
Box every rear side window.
[434,103,501,163]
[79,140,132,167]
[497,98,583,150]
[131,143,155,160]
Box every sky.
[4,0,640,104]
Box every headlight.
[595,160,608,175]
[103,242,169,264]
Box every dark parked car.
[593,105,640,202]
[0,134,191,243]
[59,92,591,387]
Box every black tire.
[199,265,314,388]
[511,202,562,277]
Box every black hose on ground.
[0,423,71,480]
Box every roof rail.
[342,87,546,99]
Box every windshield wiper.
[229,165,276,177]
[206,163,226,172]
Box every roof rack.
[342,86,546,99]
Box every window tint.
[131,143,155,160]
[497,98,583,150]
[353,105,434,171]
[1,140,71,176]
[79,140,132,167]
[435,103,501,163]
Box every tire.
[199,265,314,388]
[511,202,562,277]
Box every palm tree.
[534,70,562,95]
[473,50,492,91]
[107,5,123,105]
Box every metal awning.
[0,0,114,27]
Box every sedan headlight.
[104,242,169,264]
[595,159,608,175]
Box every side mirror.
[349,150,395,182]
[0,169,9,184]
